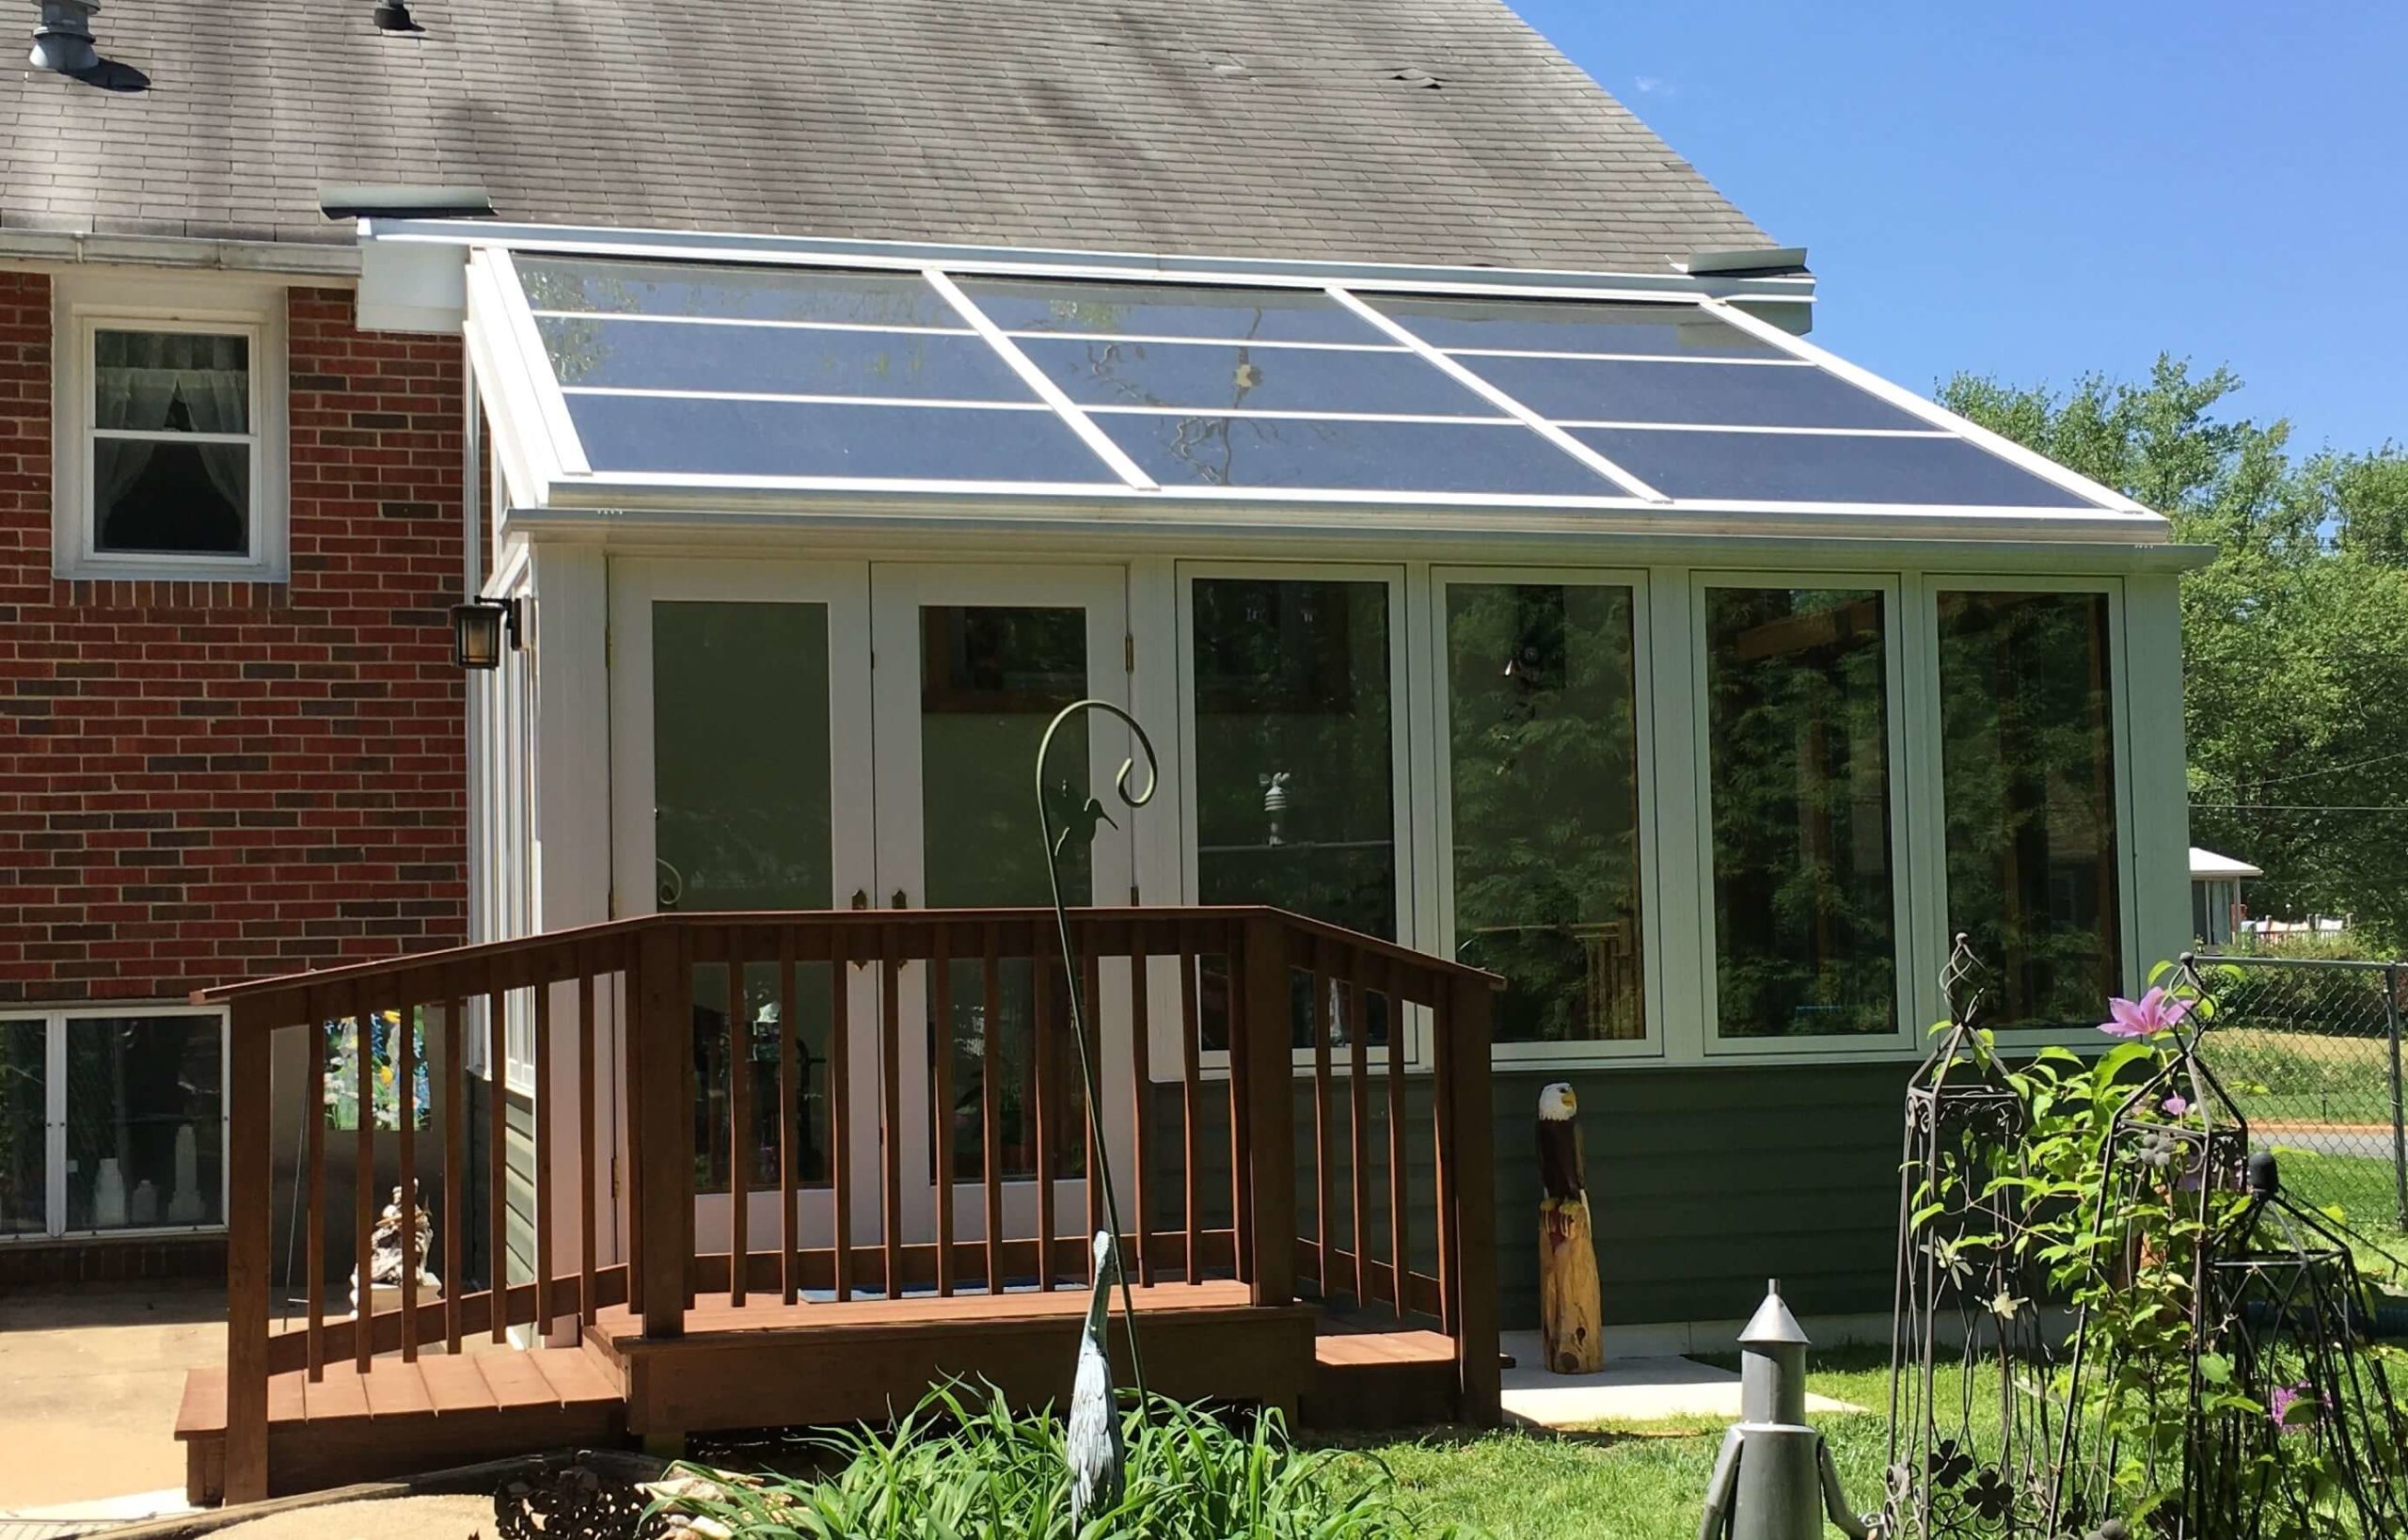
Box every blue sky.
[1516,4,2408,454]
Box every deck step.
[173,1344,626,1506]
[1307,1328,1461,1429]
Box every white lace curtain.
[91,330,249,515]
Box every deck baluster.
[1128,934,1153,1287]
[829,928,852,1303]
[532,976,553,1339]
[1033,948,1055,1290]
[1346,953,1370,1307]
[932,922,954,1297]
[981,928,1004,1294]
[1384,960,1409,1322]
[443,992,466,1353]
[879,928,903,1303]
[487,968,510,1342]
[578,960,599,1331]
[1180,947,1202,1284]
[397,993,420,1361]
[353,986,375,1373]
[778,930,800,1307]
[304,990,326,1382]
[1311,951,1334,1296]
[725,936,748,1309]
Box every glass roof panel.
[1374,296,1786,357]
[517,257,962,329]
[566,395,1117,483]
[537,315,1036,402]
[959,278,1383,344]
[1097,414,1613,496]
[1568,427,2095,507]
[1017,337,1497,417]
[1461,355,1927,431]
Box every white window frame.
[1174,560,1424,1072]
[1428,566,1663,1064]
[1690,570,1921,1059]
[0,1004,230,1242]
[1910,574,2137,1047]
[51,273,290,583]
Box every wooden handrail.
[192,906,1498,1028]
[212,903,1499,1503]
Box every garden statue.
[1536,1081,1602,1373]
[1701,1281,1877,1540]
[1068,1230,1128,1527]
[350,1185,440,1318]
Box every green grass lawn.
[1325,1350,1906,1539]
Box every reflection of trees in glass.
[942,961,1087,1183]
[518,259,946,326]
[323,1009,431,1131]
[1192,579,1396,943]
[1939,591,2120,1031]
[1705,589,1896,1038]
[1447,585,1645,1043]
[689,963,833,1197]
[0,1022,42,1234]
[654,603,834,913]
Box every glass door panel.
[872,567,1132,1253]
[610,560,877,1262]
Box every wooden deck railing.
[198,906,1497,1503]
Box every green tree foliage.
[1940,359,2408,956]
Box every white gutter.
[0,229,360,278]
[357,217,1816,316]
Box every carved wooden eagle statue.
[1537,1081,1583,1202]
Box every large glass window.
[1445,582,1646,1045]
[1191,578,1399,942]
[63,1015,225,1232]
[1938,590,2121,1031]
[0,1020,43,1236]
[1704,587,1898,1040]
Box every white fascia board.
[358,217,1816,310]
[508,482,2214,562]
[1702,296,2162,521]
[0,229,362,279]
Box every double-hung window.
[54,277,287,581]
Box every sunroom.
[411,219,2201,1321]
[184,222,2207,1500]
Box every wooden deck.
[190,906,1499,1503]
[177,1288,1455,1503]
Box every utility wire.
[2194,745,2408,789]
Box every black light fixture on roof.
[372,0,421,34]
[450,597,520,671]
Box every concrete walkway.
[0,1287,222,1520]
[1498,1330,1864,1429]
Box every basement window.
[53,276,288,582]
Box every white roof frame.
[408,219,2171,548]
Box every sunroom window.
[1937,589,2122,1032]
[1444,581,1647,1049]
[1703,585,1901,1041]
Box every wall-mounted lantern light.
[450,596,520,671]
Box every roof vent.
[372,0,421,32]
[29,0,99,73]
[1389,67,1444,89]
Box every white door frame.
[867,563,1135,1250]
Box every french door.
[869,566,1133,1250]
[610,559,1133,1273]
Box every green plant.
[648,1383,1468,1539]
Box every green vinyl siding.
[1151,1060,1898,1330]
[465,1073,539,1295]
[1489,1061,1903,1329]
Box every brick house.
[3,0,2194,1389]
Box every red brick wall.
[0,274,468,1004]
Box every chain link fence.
[2195,955,2408,1240]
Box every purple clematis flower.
[2162,1093,2191,1117]
[2099,987,2193,1039]
[2270,1382,2324,1433]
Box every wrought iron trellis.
[1885,935,2063,1540]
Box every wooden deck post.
[224,1012,274,1504]
[1239,918,1295,1309]
[634,924,691,1340]
[1446,973,1500,1423]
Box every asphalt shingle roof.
[0,0,1778,271]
